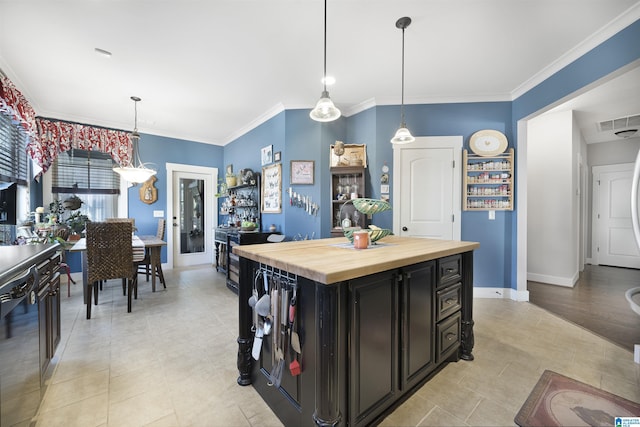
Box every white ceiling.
[0,0,639,146]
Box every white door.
[166,163,218,268]
[593,163,640,268]
[393,136,462,240]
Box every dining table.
[69,235,167,302]
[135,235,167,292]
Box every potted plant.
[46,197,90,240]
[66,211,90,239]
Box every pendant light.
[309,0,341,122]
[113,96,157,184]
[390,17,415,144]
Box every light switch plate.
[153,210,164,218]
[488,210,495,220]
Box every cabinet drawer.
[438,255,461,287]
[435,283,461,322]
[37,253,61,290]
[436,312,461,363]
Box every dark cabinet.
[36,253,61,379]
[400,261,436,391]
[239,249,474,427]
[348,261,437,426]
[330,167,366,236]
[349,271,399,426]
[435,255,463,364]
[226,231,276,293]
[214,228,228,273]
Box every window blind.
[51,149,120,195]
[0,112,28,185]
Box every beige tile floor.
[35,266,640,427]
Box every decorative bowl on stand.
[344,226,392,244]
[341,198,393,244]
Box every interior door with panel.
[393,136,462,240]
[593,163,640,268]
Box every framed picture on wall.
[330,143,367,168]
[261,145,273,166]
[274,151,281,162]
[290,160,314,185]
[261,163,282,213]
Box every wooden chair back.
[86,222,133,284]
[156,218,166,240]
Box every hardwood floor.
[528,264,640,352]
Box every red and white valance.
[0,75,38,139]
[29,118,132,174]
[0,72,133,175]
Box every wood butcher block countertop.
[233,235,479,284]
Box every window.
[0,112,29,228]
[0,112,28,184]
[51,149,121,222]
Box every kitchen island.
[234,236,479,427]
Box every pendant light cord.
[323,0,328,92]
[133,98,138,132]
[131,96,143,168]
[400,25,406,125]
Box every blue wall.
[223,112,286,233]
[63,18,639,287]
[219,18,639,290]
[128,133,224,262]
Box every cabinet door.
[400,261,435,390]
[37,286,49,379]
[49,273,61,355]
[349,271,398,426]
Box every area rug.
[514,370,640,426]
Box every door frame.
[392,136,462,241]
[165,163,219,270]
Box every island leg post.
[237,257,253,385]
[312,282,342,427]
[460,250,475,361]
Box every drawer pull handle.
[445,332,457,341]
[445,268,455,273]
[444,298,456,306]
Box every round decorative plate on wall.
[469,130,508,156]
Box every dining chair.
[106,217,137,233]
[137,218,166,287]
[59,250,76,297]
[85,221,134,319]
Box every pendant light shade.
[310,0,341,122]
[113,96,157,184]
[390,17,415,144]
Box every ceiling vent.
[598,114,640,132]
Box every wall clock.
[139,176,158,204]
[469,130,508,156]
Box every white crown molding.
[511,3,640,100]
[221,103,285,146]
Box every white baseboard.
[474,286,529,302]
[527,272,578,287]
